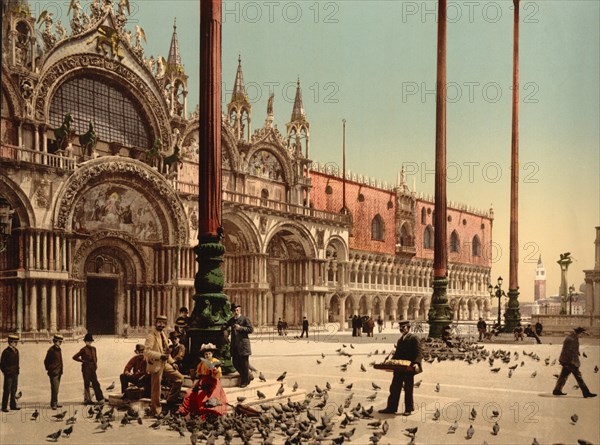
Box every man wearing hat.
[120,344,149,397]
[72,333,104,405]
[44,334,64,409]
[144,315,183,415]
[1,334,21,412]
[379,320,423,416]
[224,303,254,387]
[169,331,186,371]
[553,327,597,398]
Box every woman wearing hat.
[72,333,104,405]
[177,343,228,418]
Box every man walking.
[144,315,184,415]
[379,320,423,416]
[44,334,64,409]
[300,317,309,338]
[1,334,21,412]
[553,327,597,398]
[72,333,104,405]
[477,317,487,341]
[225,303,253,388]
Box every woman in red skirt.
[177,343,228,418]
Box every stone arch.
[221,210,260,254]
[325,235,348,262]
[264,222,317,259]
[1,66,24,119]
[358,295,369,315]
[33,56,170,146]
[0,175,35,228]
[328,293,342,323]
[52,157,189,246]
[245,142,294,185]
[180,120,239,171]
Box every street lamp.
[0,196,14,253]
[488,276,506,329]
[568,285,577,315]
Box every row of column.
[223,253,268,284]
[0,279,85,333]
[0,230,69,273]
[123,285,195,328]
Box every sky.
[38,0,599,301]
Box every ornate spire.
[167,18,183,73]
[290,78,306,122]
[230,54,248,105]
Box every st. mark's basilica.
[0,0,493,337]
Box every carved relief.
[55,159,188,245]
[316,229,325,249]
[33,179,52,209]
[259,216,267,235]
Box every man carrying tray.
[378,320,423,416]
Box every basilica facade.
[0,1,492,337]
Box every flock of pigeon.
[17,336,600,444]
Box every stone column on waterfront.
[427,0,452,338]
[188,0,235,374]
[504,0,522,331]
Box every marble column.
[40,282,47,330]
[49,282,57,332]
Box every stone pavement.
[0,328,598,445]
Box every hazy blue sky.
[43,1,599,300]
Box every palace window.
[371,214,384,241]
[472,235,481,257]
[450,230,460,253]
[421,207,427,224]
[49,76,151,149]
[424,225,433,249]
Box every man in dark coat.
[72,333,104,404]
[553,327,596,398]
[477,317,487,341]
[44,334,64,409]
[225,303,254,387]
[379,320,423,416]
[300,317,309,338]
[1,334,21,412]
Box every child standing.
[72,333,104,405]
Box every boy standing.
[72,333,104,404]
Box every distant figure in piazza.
[72,333,104,405]
[477,317,487,341]
[378,320,423,416]
[144,314,184,415]
[300,317,309,338]
[514,323,525,341]
[177,343,228,419]
[552,327,597,398]
[377,316,384,333]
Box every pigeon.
[316,359,322,364]
[292,382,298,392]
[582,352,587,358]
[435,383,440,392]
[466,424,474,439]
[86,406,94,418]
[508,364,518,370]
[96,420,113,431]
[62,425,73,437]
[594,366,599,373]
[350,344,354,349]
[14,391,22,400]
[149,419,161,429]
[106,381,115,391]
[137,417,142,425]
[469,407,477,421]
[492,421,500,435]
[259,372,267,382]
[46,429,62,442]
[237,396,247,403]
[360,364,367,372]
[404,426,418,437]
[326,382,332,390]
[490,368,501,373]
[30,409,39,421]
[65,410,78,424]
[571,414,578,425]
[366,392,377,401]
[345,383,353,391]
[340,378,345,384]
[578,440,595,445]
[432,408,440,421]
[508,369,513,378]
[491,409,500,418]
[530,371,537,378]
[532,438,540,445]
[276,384,285,396]
[277,372,287,382]
[257,390,266,399]
[448,421,458,433]
[372,382,381,390]
[52,410,68,421]
[414,380,422,388]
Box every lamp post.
[568,285,577,315]
[488,276,506,329]
[0,196,14,253]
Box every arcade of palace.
[0,1,492,336]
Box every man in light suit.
[144,315,183,415]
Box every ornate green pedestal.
[188,234,235,374]
[504,288,521,332]
[428,276,452,338]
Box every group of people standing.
[351,315,376,337]
[0,302,255,419]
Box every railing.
[1,144,76,170]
